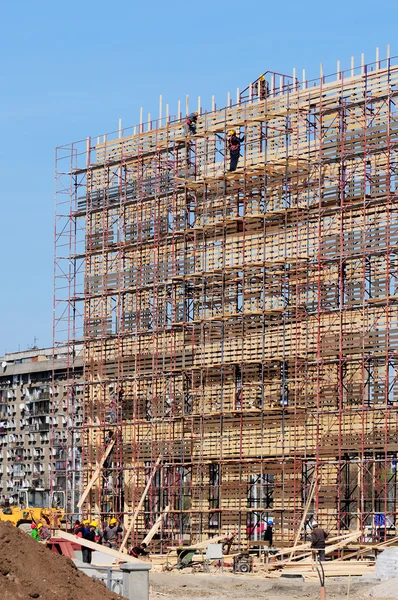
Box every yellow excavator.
[0,489,65,532]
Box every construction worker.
[227,129,244,172]
[93,521,103,544]
[103,517,123,549]
[222,530,236,555]
[128,542,149,558]
[258,75,268,100]
[30,523,40,541]
[38,522,51,542]
[73,519,83,536]
[81,518,90,535]
[82,520,96,564]
[263,518,274,547]
[185,111,199,136]
[310,521,328,562]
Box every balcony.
[29,422,50,433]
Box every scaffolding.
[54,53,398,548]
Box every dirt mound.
[0,520,123,600]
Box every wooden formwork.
[55,57,398,548]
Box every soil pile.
[0,520,123,600]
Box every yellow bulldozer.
[0,489,65,532]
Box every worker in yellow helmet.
[104,517,123,549]
[82,520,97,564]
[38,522,51,542]
[227,129,245,172]
[258,74,268,100]
[90,521,103,544]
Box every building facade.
[0,347,83,504]
[55,54,398,545]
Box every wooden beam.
[54,529,142,564]
[325,531,362,555]
[167,534,227,552]
[119,456,162,553]
[77,440,115,509]
[142,505,170,545]
[289,471,317,560]
[277,532,360,563]
[189,534,226,550]
[375,535,398,549]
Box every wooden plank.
[142,505,170,545]
[375,535,398,549]
[277,532,360,563]
[325,531,362,555]
[190,534,227,550]
[77,440,115,509]
[167,534,226,552]
[284,560,375,579]
[289,471,317,560]
[119,456,162,553]
[282,532,362,566]
[55,529,142,564]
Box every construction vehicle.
[0,489,65,531]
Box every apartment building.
[0,346,83,503]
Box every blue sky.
[0,0,396,353]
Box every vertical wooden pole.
[302,69,306,89]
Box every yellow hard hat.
[37,523,43,529]
[90,521,98,527]
[83,519,90,525]
[110,518,117,525]
[229,129,236,135]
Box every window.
[247,474,274,540]
[209,464,220,529]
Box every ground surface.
[149,571,398,600]
[0,521,123,600]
